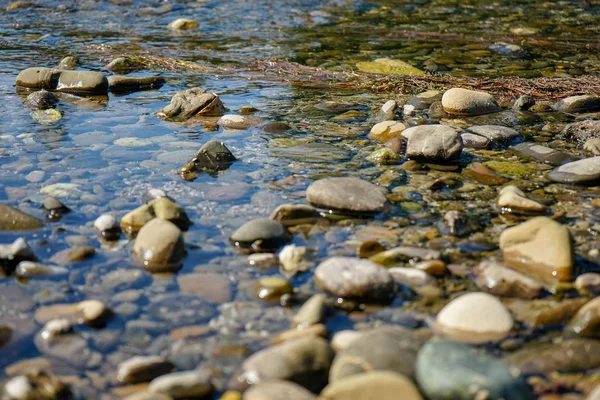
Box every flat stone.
[230,218,290,251]
[549,157,600,184]
[555,95,600,113]
[510,142,573,166]
[505,297,589,327]
[116,356,175,384]
[356,58,424,76]
[292,294,326,328]
[417,339,534,400]
[168,18,199,30]
[177,273,232,304]
[148,370,212,399]
[404,125,462,163]
[368,121,406,142]
[0,204,44,230]
[460,132,491,149]
[306,177,387,214]
[218,114,264,130]
[237,336,334,393]
[441,88,501,116]
[497,185,546,215]
[156,88,225,121]
[16,67,108,94]
[329,326,426,382]
[314,257,395,302]
[321,371,423,400]
[243,380,316,400]
[499,216,573,283]
[50,246,95,265]
[466,125,522,146]
[132,219,185,273]
[269,204,321,226]
[435,292,514,344]
[389,267,436,287]
[476,260,543,299]
[463,162,509,185]
[369,246,441,267]
[564,297,600,338]
[254,276,292,302]
[108,75,165,92]
[376,99,397,122]
[271,324,328,345]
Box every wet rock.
[40,318,73,340]
[230,218,290,252]
[460,132,491,149]
[441,88,500,116]
[549,157,600,184]
[156,88,225,121]
[177,273,232,304]
[369,246,441,267]
[564,297,600,338]
[254,276,292,302]
[415,260,447,277]
[513,95,536,111]
[561,120,600,144]
[57,55,79,70]
[439,210,473,237]
[236,336,334,392]
[476,260,543,299]
[505,338,600,374]
[262,121,291,133]
[435,292,513,344]
[356,240,385,259]
[329,326,426,382]
[148,370,212,399]
[575,273,600,294]
[247,253,279,269]
[269,204,321,226]
[306,177,387,215]
[0,238,36,274]
[94,214,121,241]
[417,339,534,400]
[77,300,113,327]
[355,58,424,75]
[132,219,186,273]
[584,138,600,155]
[0,204,44,230]
[465,125,522,146]
[366,147,401,165]
[116,356,175,384]
[279,244,315,276]
[554,95,600,113]
[376,99,397,122]
[588,386,600,400]
[321,371,423,400]
[292,294,326,328]
[107,75,165,92]
[42,196,70,221]
[314,101,359,112]
[497,185,546,215]
[16,67,108,94]
[331,330,363,352]
[506,297,588,327]
[50,246,95,265]
[510,142,573,166]
[150,197,192,230]
[168,18,199,30]
[271,324,328,345]
[408,90,443,109]
[404,125,462,163]
[123,393,172,400]
[103,57,140,74]
[500,216,573,283]
[314,257,395,303]
[244,380,316,400]
[31,108,62,124]
[368,121,406,142]
[218,114,264,130]
[463,162,509,185]
[389,267,436,287]
[0,323,13,348]
[26,90,58,110]
[120,204,154,235]
[3,371,71,400]
[179,140,236,179]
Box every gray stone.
[156,88,225,121]
[50,246,95,265]
[460,132,490,149]
[26,90,58,110]
[476,260,543,299]
[16,67,108,94]
[416,339,534,400]
[57,56,79,70]
[555,95,600,113]
[513,96,535,111]
[369,246,441,267]
[0,204,44,230]
[314,257,395,302]
[441,88,500,116]
[116,356,175,384]
[230,218,290,251]
[561,120,600,144]
[132,219,186,273]
[330,326,426,382]
[148,370,212,399]
[103,57,139,74]
[466,125,522,146]
[306,177,387,214]
[490,42,528,57]
[404,125,462,163]
[549,157,600,184]
[107,75,165,92]
[408,90,443,109]
[510,142,573,166]
[218,114,264,129]
[376,99,397,122]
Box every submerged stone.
[306,177,387,215]
[218,114,265,130]
[107,75,165,92]
[16,67,108,94]
[366,147,401,165]
[548,157,600,184]
[116,356,175,384]
[510,142,573,166]
[156,88,225,121]
[465,125,522,146]
[0,204,44,230]
[463,162,509,185]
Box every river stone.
[322,371,423,400]
[329,326,426,382]
[94,214,120,241]
[0,238,36,274]
[548,157,600,184]
[31,108,62,124]
[463,162,509,185]
[408,90,443,109]
[50,246,95,265]
[555,95,600,113]
[116,356,175,384]
[506,297,589,327]
[237,336,334,392]
[306,177,387,214]
[368,121,406,142]
[177,273,232,304]
[435,292,513,344]
[510,142,573,166]
[588,386,600,400]
[107,75,165,92]
[230,218,290,251]
[271,324,328,345]
[247,253,279,269]
[564,297,600,338]
[16,67,108,94]
[150,197,192,230]
[270,204,321,226]
[505,338,600,374]
[77,300,113,327]
[584,138,600,155]
[576,273,600,294]
[26,89,58,110]
[389,267,436,288]
[460,132,490,149]
[123,393,172,400]
[314,257,395,302]
[404,125,462,163]
[292,294,326,328]
[561,120,600,144]
[466,125,522,146]
[369,246,441,267]
[14,261,66,278]
[0,204,44,230]
[244,380,316,400]
[121,204,154,235]
[181,140,236,177]
[156,88,225,121]
[218,114,265,130]
[356,58,425,76]
[254,276,292,302]
[148,370,212,399]
[497,185,546,215]
[441,88,500,116]
[500,216,573,283]
[476,260,543,299]
[279,244,315,276]
[416,339,534,400]
[168,18,199,30]
[0,323,12,348]
[513,95,536,111]
[376,99,397,122]
[132,219,185,273]
[490,42,527,57]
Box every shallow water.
[1,0,600,398]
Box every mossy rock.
[484,161,536,177]
[356,58,425,76]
